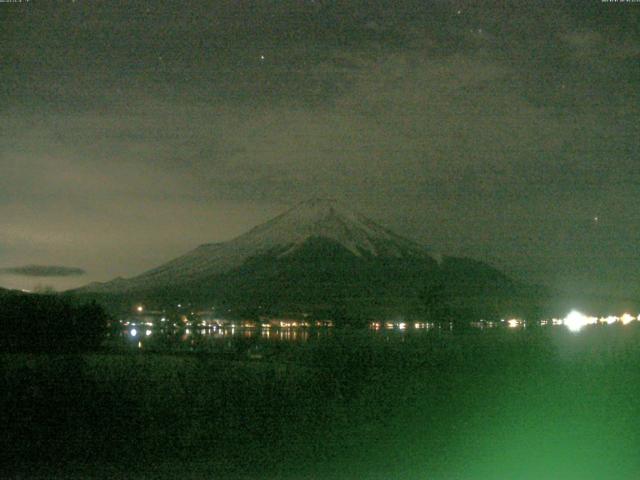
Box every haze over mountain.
[73,199,543,321]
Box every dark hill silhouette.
[0,294,109,352]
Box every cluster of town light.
[126,304,638,338]
[555,310,639,332]
[501,312,639,332]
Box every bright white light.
[130,328,137,337]
[507,319,519,328]
[398,322,406,330]
[145,329,152,336]
[621,313,635,325]
[136,305,143,313]
[564,310,597,332]
[601,315,618,325]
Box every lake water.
[6,321,640,479]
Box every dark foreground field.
[3,326,640,479]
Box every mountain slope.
[79,198,434,294]
[73,198,539,320]
[0,287,24,296]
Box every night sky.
[1,1,639,297]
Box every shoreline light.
[620,313,635,325]
[564,310,597,332]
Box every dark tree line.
[0,294,110,353]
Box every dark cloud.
[0,265,86,277]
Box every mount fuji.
[73,199,535,320]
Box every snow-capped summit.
[78,198,432,293]
[233,197,428,258]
